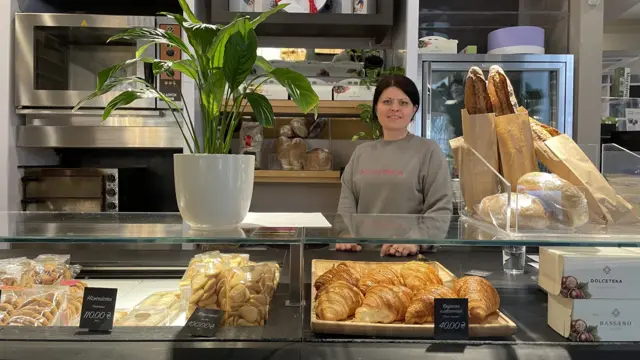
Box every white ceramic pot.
[174,154,254,230]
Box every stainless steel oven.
[14,14,185,148]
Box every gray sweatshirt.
[336,134,453,242]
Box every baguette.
[464,66,493,115]
[529,117,561,137]
[487,65,518,116]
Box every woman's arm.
[337,147,360,215]
[418,146,454,249]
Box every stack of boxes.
[539,247,640,342]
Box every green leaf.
[223,29,258,93]
[270,68,319,114]
[244,92,274,128]
[109,28,191,59]
[161,12,221,58]
[171,59,198,80]
[96,58,140,91]
[152,60,175,77]
[102,89,159,120]
[250,4,287,28]
[136,42,156,58]
[178,0,200,23]
[210,18,251,68]
[256,56,274,72]
[202,69,226,116]
[75,76,149,111]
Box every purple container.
[488,26,545,51]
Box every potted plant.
[601,116,618,137]
[75,1,319,229]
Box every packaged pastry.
[59,280,88,326]
[304,148,333,170]
[517,172,589,228]
[478,192,550,230]
[113,310,129,324]
[0,258,35,287]
[218,262,280,326]
[181,252,249,307]
[186,260,226,317]
[0,286,69,326]
[116,291,180,326]
[33,254,81,285]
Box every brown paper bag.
[535,135,638,225]
[494,111,538,189]
[450,137,499,214]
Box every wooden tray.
[310,260,517,338]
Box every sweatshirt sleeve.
[417,146,453,244]
[337,146,359,215]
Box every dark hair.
[372,75,420,122]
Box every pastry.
[405,284,458,324]
[288,138,307,170]
[530,121,553,143]
[290,118,308,138]
[354,284,412,324]
[399,261,443,292]
[517,172,589,228]
[315,281,364,321]
[464,66,493,115]
[305,148,333,171]
[487,65,518,116]
[478,193,550,230]
[357,266,404,294]
[279,125,294,138]
[314,262,361,292]
[530,117,561,137]
[275,136,293,170]
[454,276,500,323]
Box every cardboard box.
[353,0,375,14]
[548,294,640,342]
[229,0,253,12]
[332,79,373,101]
[539,247,640,299]
[254,0,277,11]
[309,78,334,100]
[333,0,352,13]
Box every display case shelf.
[255,170,341,184]
[230,100,365,117]
[209,0,394,44]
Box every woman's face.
[375,87,418,133]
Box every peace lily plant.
[76,0,319,229]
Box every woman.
[336,75,453,256]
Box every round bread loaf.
[478,193,549,230]
[517,172,589,228]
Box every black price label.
[79,287,117,332]
[434,298,469,340]
[182,308,224,337]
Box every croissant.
[405,284,457,324]
[357,266,404,294]
[400,261,443,292]
[314,262,361,292]
[453,276,500,323]
[354,284,412,324]
[315,281,364,321]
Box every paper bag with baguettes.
[450,136,499,214]
[534,135,638,225]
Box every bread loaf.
[517,172,589,228]
[290,118,308,138]
[289,138,307,170]
[487,65,518,116]
[464,66,493,115]
[478,193,550,230]
[530,122,553,143]
[305,148,332,171]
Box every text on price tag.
[182,308,224,337]
[79,287,117,332]
[434,298,469,340]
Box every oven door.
[15,13,156,109]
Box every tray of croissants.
[311,260,516,338]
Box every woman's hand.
[380,244,420,257]
[336,243,362,252]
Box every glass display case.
[2,212,640,359]
[417,54,574,167]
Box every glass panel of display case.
[602,143,640,214]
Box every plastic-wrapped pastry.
[354,284,412,324]
[517,172,589,228]
[0,286,69,327]
[0,258,35,287]
[116,291,180,326]
[290,118,308,138]
[357,266,404,294]
[288,138,307,170]
[60,280,88,325]
[218,262,280,326]
[399,261,443,292]
[478,193,550,230]
[304,148,333,171]
[279,125,294,138]
[315,281,363,321]
[32,254,81,285]
[405,284,457,324]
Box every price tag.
[434,298,469,340]
[79,287,117,332]
[182,308,224,337]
